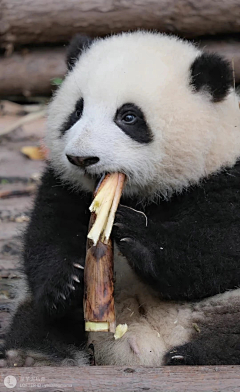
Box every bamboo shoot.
[84,173,125,332]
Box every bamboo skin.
[84,238,115,332]
[84,173,125,333]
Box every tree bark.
[0,48,66,97]
[1,39,239,98]
[1,0,240,48]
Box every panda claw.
[68,283,75,291]
[120,237,132,243]
[164,352,186,366]
[113,223,125,229]
[171,355,184,360]
[60,293,66,300]
[72,275,80,283]
[73,262,84,270]
[168,354,185,365]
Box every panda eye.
[122,113,137,124]
[114,103,152,143]
[75,109,82,118]
[75,98,84,119]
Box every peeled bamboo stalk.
[84,173,125,333]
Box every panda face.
[47,31,240,200]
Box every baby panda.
[2,31,240,367]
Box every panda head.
[47,31,239,200]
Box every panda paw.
[35,262,84,317]
[164,344,198,366]
[0,348,90,367]
[112,204,156,267]
[0,349,35,367]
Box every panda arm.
[2,299,89,367]
[23,165,91,318]
[113,168,240,301]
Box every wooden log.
[199,38,240,85]
[1,0,240,48]
[0,48,66,97]
[0,366,240,391]
[0,39,240,98]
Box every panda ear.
[190,53,233,102]
[66,34,93,71]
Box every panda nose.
[66,155,100,168]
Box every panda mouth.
[83,170,107,185]
[84,169,129,185]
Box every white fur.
[88,250,193,365]
[45,31,240,365]
[88,250,240,366]
[46,31,240,200]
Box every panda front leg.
[1,300,90,367]
[23,166,91,318]
[112,203,197,300]
[113,188,240,302]
[2,166,92,366]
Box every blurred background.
[0,0,240,346]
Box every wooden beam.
[0,48,66,97]
[0,366,240,392]
[1,0,240,48]
[0,39,240,98]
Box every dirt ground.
[0,109,46,348]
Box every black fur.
[23,166,91,318]
[60,98,84,136]
[66,34,93,71]
[164,297,240,365]
[3,161,240,365]
[114,162,240,300]
[115,103,153,143]
[2,167,92,365]
[3,300,88,366]
[190,53,233,102]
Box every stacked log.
[0,0,239,97]
[1,0,240,47]
[0,39,239,98]
[0,48,66,97]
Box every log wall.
[1,39,240,97]
[0,48,66,97]
[1,0,240,48]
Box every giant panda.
[2,31,240,367]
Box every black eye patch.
[59,98,84,136]
[114,103,152,144]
